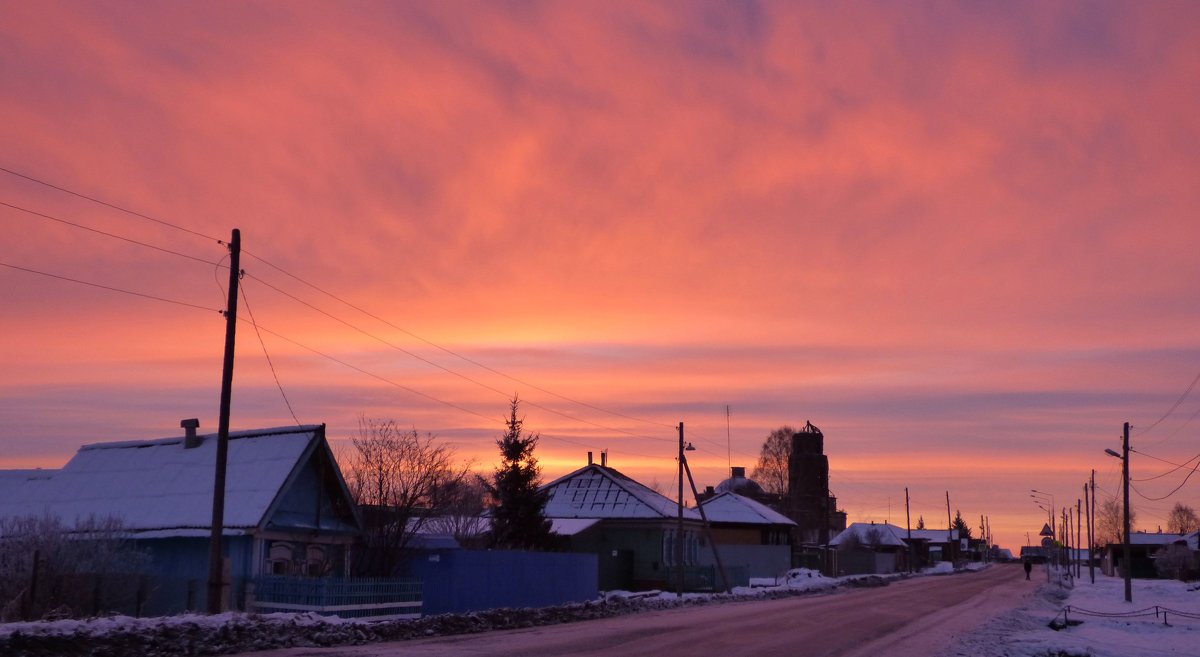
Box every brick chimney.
[181,418,201,448]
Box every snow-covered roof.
[698,492,796,526]
[1128,531,1190,546]
[551,518,601,536]
[541,465,701,520]
[829,522,908,548]
[0,425,332,537]
[902,528,962,543]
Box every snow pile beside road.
[0,564,991,656]
[946,571,1200,657]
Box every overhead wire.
[241,249,678,432]
[0,261,222,314]
[0,199,222,267]
[239,278,302,426]
[1130,448,1200,482]
[1135,368,1200,437]
[245,271,675,444]
[232,315,672,460]
[0,166,687,446]
[0,166,747,467]
[0,165,221,242]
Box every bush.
[1153,543,1194,582]
[0,514,150,620]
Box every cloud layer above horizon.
[3,1,1200,548]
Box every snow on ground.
[945,567,1200,657]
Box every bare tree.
[342,417,471,575]
[752,425,796,496]
[1166,502,1199,534]
[0,514,149,621]
[421,475,490,549]
[863,527,887,548]
[1096,497,1137,547]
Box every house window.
[306,545,328,577]
[268,542,295,575]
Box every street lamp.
[1104,423,1132,603]
[1031,490,1056,540]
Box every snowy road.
[239,564,1033,657]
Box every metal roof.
[698,491,796,526]
[542,464,701,520]
[0,425,347,537]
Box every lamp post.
[1105,422,1132,603]
[1031,490,1055,540]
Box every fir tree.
[916,515,926,530]
[951,509,973,539]
[488,396,553,550]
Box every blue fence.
[403,549,597,615]
[250,576,422,619]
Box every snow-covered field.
[949,568,1200,657]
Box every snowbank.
[0,563,992,656]
[950,568,1200,657]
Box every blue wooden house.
[0,423,362,614]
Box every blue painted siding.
[136,536,255,614]
[404,550,598,615]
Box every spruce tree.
[916,515,926,530]
[488,396,553,550]
[951,509,973,539]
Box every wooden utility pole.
[682,454,730,593]
[905,487,913,573]
[980,514,986,562]
[945,491,953,559]
[1121,421,1132,603]
[207,228,240,614]
[677,422,685,598]
[1076,499,1082,578]
[1087,471,1095,583]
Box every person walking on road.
[1023,558,1032,580]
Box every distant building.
[787,422,847,547]
[698,421,847,570]
[828,523,965,574]
[1101,530,1199,579]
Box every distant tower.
[788,421,831,545]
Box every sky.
[2,0,1200,551]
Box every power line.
[239,279,302,426]
[242,250,678,432]
[245,271,675,445]
[236,315,667,458]
[1,165,682,440]
[0,165,732,459]
[0,257,664,460]
[1136,368,1200,437]
[0,165,221,242]
[0,261,221,314]
[1130,447,1200,483]
[0,199,222,267]
[1131,467,1199,503]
